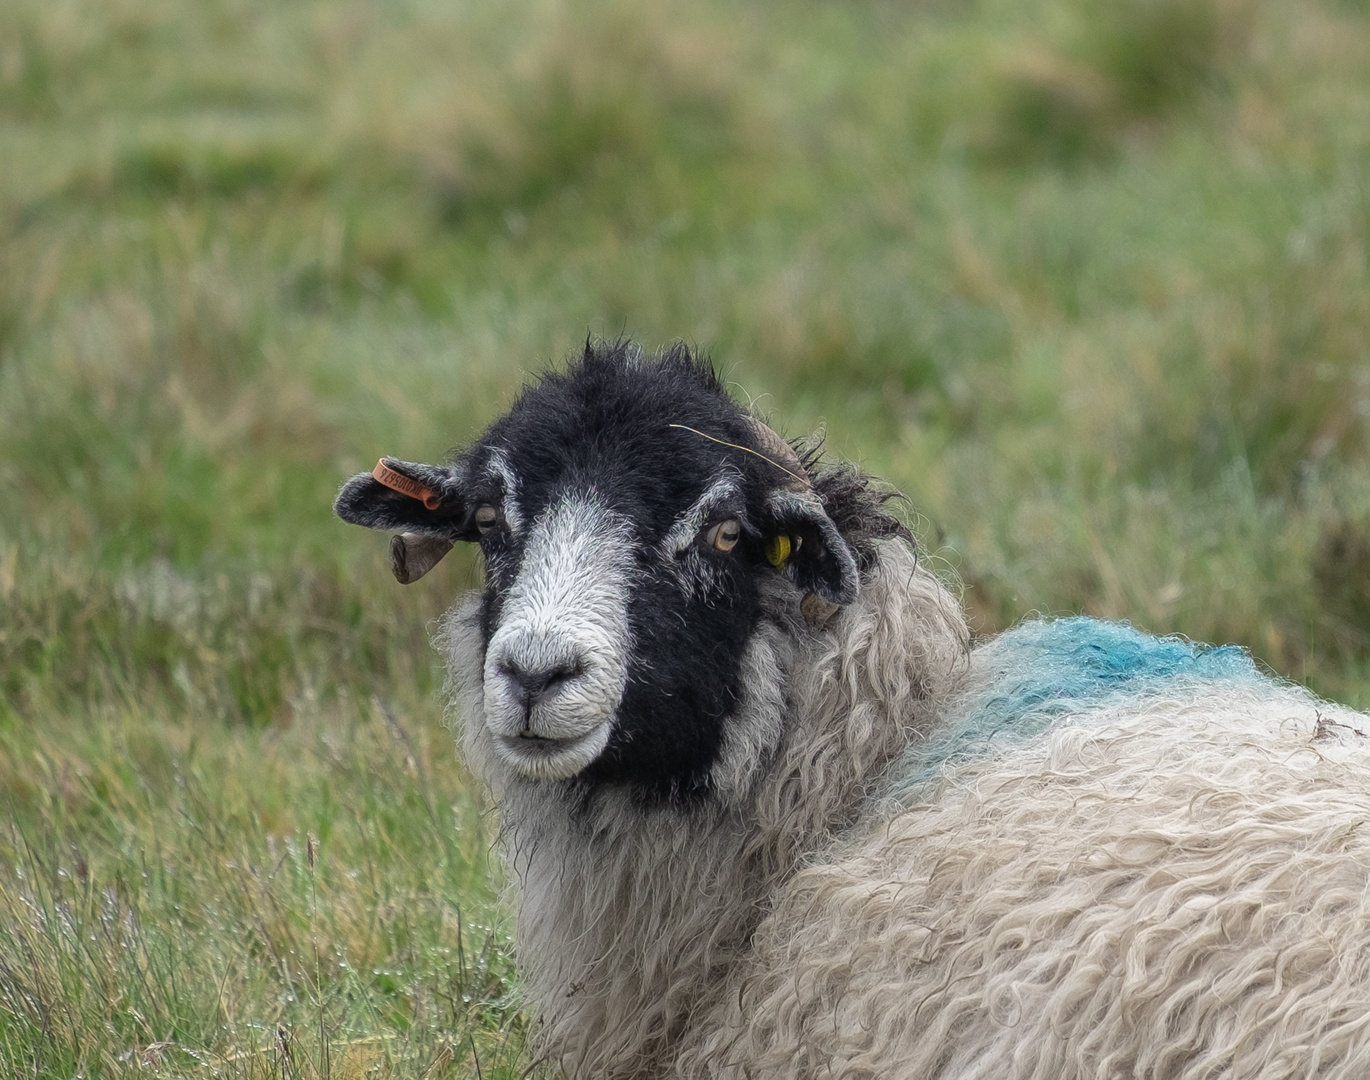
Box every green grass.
[2,0,1369,1073]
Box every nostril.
[500,659,585,700]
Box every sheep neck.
[445,540,970,1080]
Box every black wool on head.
[336,339,909,805]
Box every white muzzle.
[482,494,633,780]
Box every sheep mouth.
[494,723,612,781]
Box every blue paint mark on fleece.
[894,617,1262,795]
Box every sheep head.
[335,341,864,802]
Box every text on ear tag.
[373,459,442,510]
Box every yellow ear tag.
[765,534,792,568]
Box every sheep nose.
[483,616,623,747]
[504,657,583,698]
[499,658,583,713]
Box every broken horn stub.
[744,416,810,492]
[800,592,841,630]
[390,533,455,584]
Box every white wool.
[694,684,1370,1079]
[483,448,526,538]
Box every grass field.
[2,0,1370,1074]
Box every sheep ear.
[764,490,859,606]
[334,457,476,541]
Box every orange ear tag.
[372,459,443,510]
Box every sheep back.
[691,617,1370,1079]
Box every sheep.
[336,339,1370,1080]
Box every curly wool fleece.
[691,617,1370,1079]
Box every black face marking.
[335,339,896,806]
[465,343,782,801]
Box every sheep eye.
[704,518,742,553]
[474,504,500,534]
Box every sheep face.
[336,343,861,801]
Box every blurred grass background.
[2,0,1369,1073]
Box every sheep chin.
[492,722,613,781]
